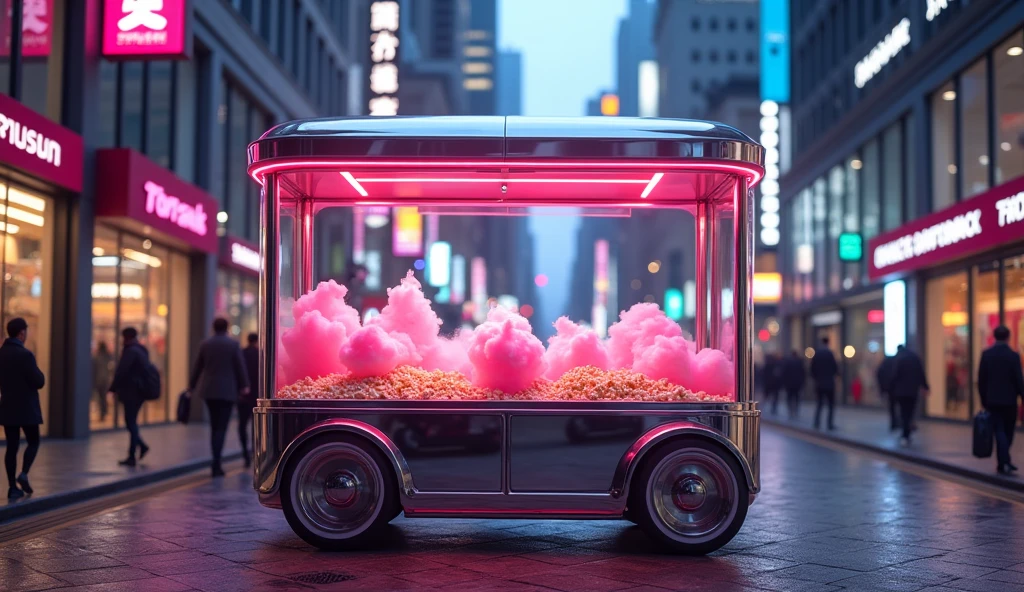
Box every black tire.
[630,437,749,555]
[281,433,399,551]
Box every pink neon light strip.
[640,173,664,199]
[355,178,650,184]
[340,172,368,197]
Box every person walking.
[810,337,839,430]
[763,353,782,415]
[92,342,114,422]
[239,332,260,468]
[108,327,151,466]
[887,344,929,447]
[782,350,806,420]
[977,325,1024,475]
[189,318,249,477]
[877,354,897,431]
[0,318,45,500]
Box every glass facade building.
[781,0,1024,422]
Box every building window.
[813,177,827,298]
[710,18,719,32]
[746,17,756,33]
[995,31,1024,185]
[692,50,701,63]
[827,165,844,292]
[881,121,903,231]
[844,155,861,284]
[861,139,881,283]
[924,272,970,420]
[931,81,957,211]
[691,80,701,93]
[709,51,719,63]
[746,50,756,64]
[691,17,700,31]
[727,51,736,64]
[727,18,736,32]
[960,58,989,199]
[97,61,178,170]
[146,62,174,169]
[223,81,272,242]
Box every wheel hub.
[672,476,707,511]
[323,471,359,507]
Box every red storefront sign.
[2,0,53,57]
[868,175,1024,280]
[0,93,83,191]
[102,0,191,59]
[219,235,260,276]
[96,148,217,253]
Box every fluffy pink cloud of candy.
[339,325,420,378]
[292,280,362,336]
[543,316,609,379]
[689,348,734,396]
[420,331,473,375]
[280,311,349,381]
[468,308,546,393]
[607,303,683,369]
[632,334,693,386]
[369,271,442,349]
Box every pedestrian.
[93,342,114,421]
[810,337,839,430]
[886,344,929,447]
[189,318,249,477]
[108,327,151,466]
[763,353,781,414]
[240,332,260,468]
[877,354,897,431]
[0,318,45,500]
[782,350,806,419]
[977,325,1024,475]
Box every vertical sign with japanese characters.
[368,1,399,116]
[3,0,53,57]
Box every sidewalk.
[761,401,1024,491]
[1,421,242,523]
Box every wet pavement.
[1,426,1023,592]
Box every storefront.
[217,235,259,339]
[0,93,84,437]
[869,174,1024,421]
[91,148,217,430]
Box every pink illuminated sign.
[96,148,217,253]
[102,0,191,60]
[2,0,52,57]
[219,235,260,277]
[0,93,82,191]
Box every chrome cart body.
[248,117,764,554]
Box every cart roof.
[247,117,764,208]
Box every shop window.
[995,31,1024,186]
[827,165,844,292]
[844,303,886,407]
[924,273,970,420]
[931,81,957,211]
[1004,256,1024,361]
[972,262,1000,416]
[0,183,53,434]
[960,58,989,199]
[216,271,259,338]
[90,227,120,430]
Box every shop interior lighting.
[92,283,144,300]
[850,159,863,170]
[948,164,958,174]
[217,211,229,223]
[0,221,19,234]
[92,247,104,256]
[340,172,368,197]
[1002,142,1013,152]
[1008,46,1023,56]
[942,90,957,101]
[0,204,44,227]
[844,345,856,358]
[647,261,661,273]
[122,248,163,268]
[5,187,46,211]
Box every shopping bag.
[972,410,993,458]
[176,391,191,424]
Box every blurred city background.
[0,0,1021,446]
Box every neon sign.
[144,180,208,236]
[102,0,190,59]
[368,1,400,115]
[854,18,910,89]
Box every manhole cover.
[291,571,356,585]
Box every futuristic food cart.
[248,117,763,555]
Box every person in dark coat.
[92,342,114,421]
[876,354,897,431]
[0,318,45,500]
[810,337,839,430]
[239,332,260,468]
[886,344,929,446]
[782,350,806,419]
[763,353,782,415]
[108,327,151,467]
[189,318,249,477]
[977,325,1024,475]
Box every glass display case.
[248,116,763,555]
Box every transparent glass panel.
[960,58,990,199]
[931,81,957,211]
[972,262,1000,416]
[882,121,903,230]
[995,32,1024,186]
[90,226,120,430]
[924,272,970,420]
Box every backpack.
[131,345,161,401]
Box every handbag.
[972,410,993,458]
[176,391,191,424]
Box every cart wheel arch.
[273,419,415,500]
[613,421,756,504]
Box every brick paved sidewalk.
[761,400,1024,490]
[1,421,242,523]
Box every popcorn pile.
[277,365,733,403]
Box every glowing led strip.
[640,173,664,199]
[340,172,368,197]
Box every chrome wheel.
[289,442,385,540]
[646,448,739,545]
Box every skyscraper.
[616,0,656,117]
[464,0,498,115]
[497,50,523,116]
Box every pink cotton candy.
[280,311,349,381]
[689,347,735,396]
[420,332,473,374]
[293,280,361,335]
[370,270,442,349]
[607,303,683,369]
[339,325,420,378]
[632,335,694,386]
[543,316,610,379]
[468,313,546,393]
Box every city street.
[2,427,1023,592]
